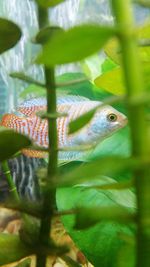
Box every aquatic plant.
[0,0,150,267]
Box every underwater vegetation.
[0,0,150,267]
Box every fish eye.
[107,113,117,122]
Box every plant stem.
[36,5,58,267]
[111,1,150,266]
[1,160,19,201]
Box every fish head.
[89,105,127,141]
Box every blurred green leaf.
[20,84,45,99]
[36,25,116,66]
[10,72,44,87]
[69,108,97,134]
[94,62,150,96]
[56,183,135,267]
[56,72,95,99]
[86,179,134,190]
[0,127,31,161]
[34,26,64,44]
[75,206,135,230]
[20,72,94,100]
[0,234,31,266]
[36,0,66,8]
[104,22,150,64]
[58,156,139,186]
[117,243,135,267]
[101,58,117,73]
[1,198,43,218]
[81,54,103,81]
[104,37,120,64]
[94,67,125,95]
[0,18,21,54]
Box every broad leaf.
[56,72,95,99]
[36,25,116,66]
[20,72,94,100]
[0,234,31,266]
[0,127,31,161]
[75,206,135,230]
[58,156,139,186]
[104,22,150,64]
[69,108,97,134]
[34,26,64,44]
[117,243,135,267]
[94,67,125,95]
[0,18,21,54]
[56,183,135,267]
[94,62,150,96]
[104,37,120,64]
[101,58,117,73]
[36,0,66,8]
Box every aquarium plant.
[0,0,150,267]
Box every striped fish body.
[0,155,46,201]
[1,96,127,160]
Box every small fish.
[1,96,127,160]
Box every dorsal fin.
[19,98,47,108]
[18,95,90,116]
[57,95,89,104]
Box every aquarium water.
[0,0,149,113]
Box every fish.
[1,95,127,160]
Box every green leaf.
[0,127,31,161]
[69,107,97,134]
[95,62,150,97]
[56,72,95,99]
[36,0,66,8]
[85,179,133,190]
[0,234,31,266]
[20,84,45,99]
[117,243,135,267]
[75,206,135,230]
[104,37,120,64]
[56,183,135,267]
[10,72,44,87]
[34,26,64,44]
[0,18,21,54]
[101,58,117,74]
[104,22,150,64]
[81,54,104,81]
[94,67,125,95]
[36,25,116,66]
[58,156,139,187]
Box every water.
[0,0,81,111]
[0,0,149,112]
